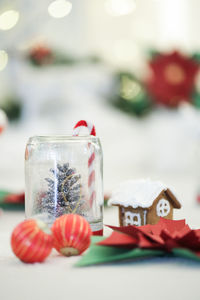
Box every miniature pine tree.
[41,163,84,218]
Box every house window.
[124,211,141,226]
[156,199,170,217]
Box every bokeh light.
[120,76,142,101]
[105,0,136,17]
[0,50,8,71]
[0,10,19,30]
[48,0,72,18]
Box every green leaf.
[0,190,25,210]
[75,243,165,267]
[192,91,200,108]
[0,203,24,210]
[0,190,10,203]
[172,248,200,262]
[76,238,200,267]
[192,53,200,63]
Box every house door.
[124,211,141,226]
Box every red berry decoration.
[51,214,92,256]
[11,219,53,263]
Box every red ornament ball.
[51,214,92,256]
[11,219,53,263]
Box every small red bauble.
[51,214,92,256]
[11,219,53,263]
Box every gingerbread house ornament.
[108,179,181,226]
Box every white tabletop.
[1,204,200,300]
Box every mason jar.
[25,136,103,235]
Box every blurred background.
[1,0,200,225]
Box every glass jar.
[25,136,103,235]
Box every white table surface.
[1,203,200,300]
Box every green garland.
[0,97,22,121]
[110,72,152,117]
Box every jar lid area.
[27,135,99,144]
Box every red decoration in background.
[29,45,53,65]
[98,218,200,256]
[196,192,200,204]
[4,192,25,204]
[146,51,199,107]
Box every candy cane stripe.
[74,120,88,129]
[89,125,96,136]
[73,120,96,136]
[88,164,95,175]
[73,126,86,136]
[73,120,96,208]
[89,191,96,207]
[88,170,95,186]
[88,152,95,166]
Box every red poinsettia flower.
[146,51,199,107]
[98,218,200,255]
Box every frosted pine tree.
[41,163,84,218]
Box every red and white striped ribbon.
[73,120,96,207]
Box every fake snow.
[108,179,168,209]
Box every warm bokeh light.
[120,76,141,101]
[105,0,136,17]
[48,0,72,18]
[0,50,8,71]
[0,10,19,30]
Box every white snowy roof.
[108,179,168,209]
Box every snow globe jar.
[25,136,103,235]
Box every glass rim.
[27,135,100,144]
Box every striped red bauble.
[51,214,92,256]
[11,219,53,263]
[11,214,92,262]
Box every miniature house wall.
[108,180,181,226]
